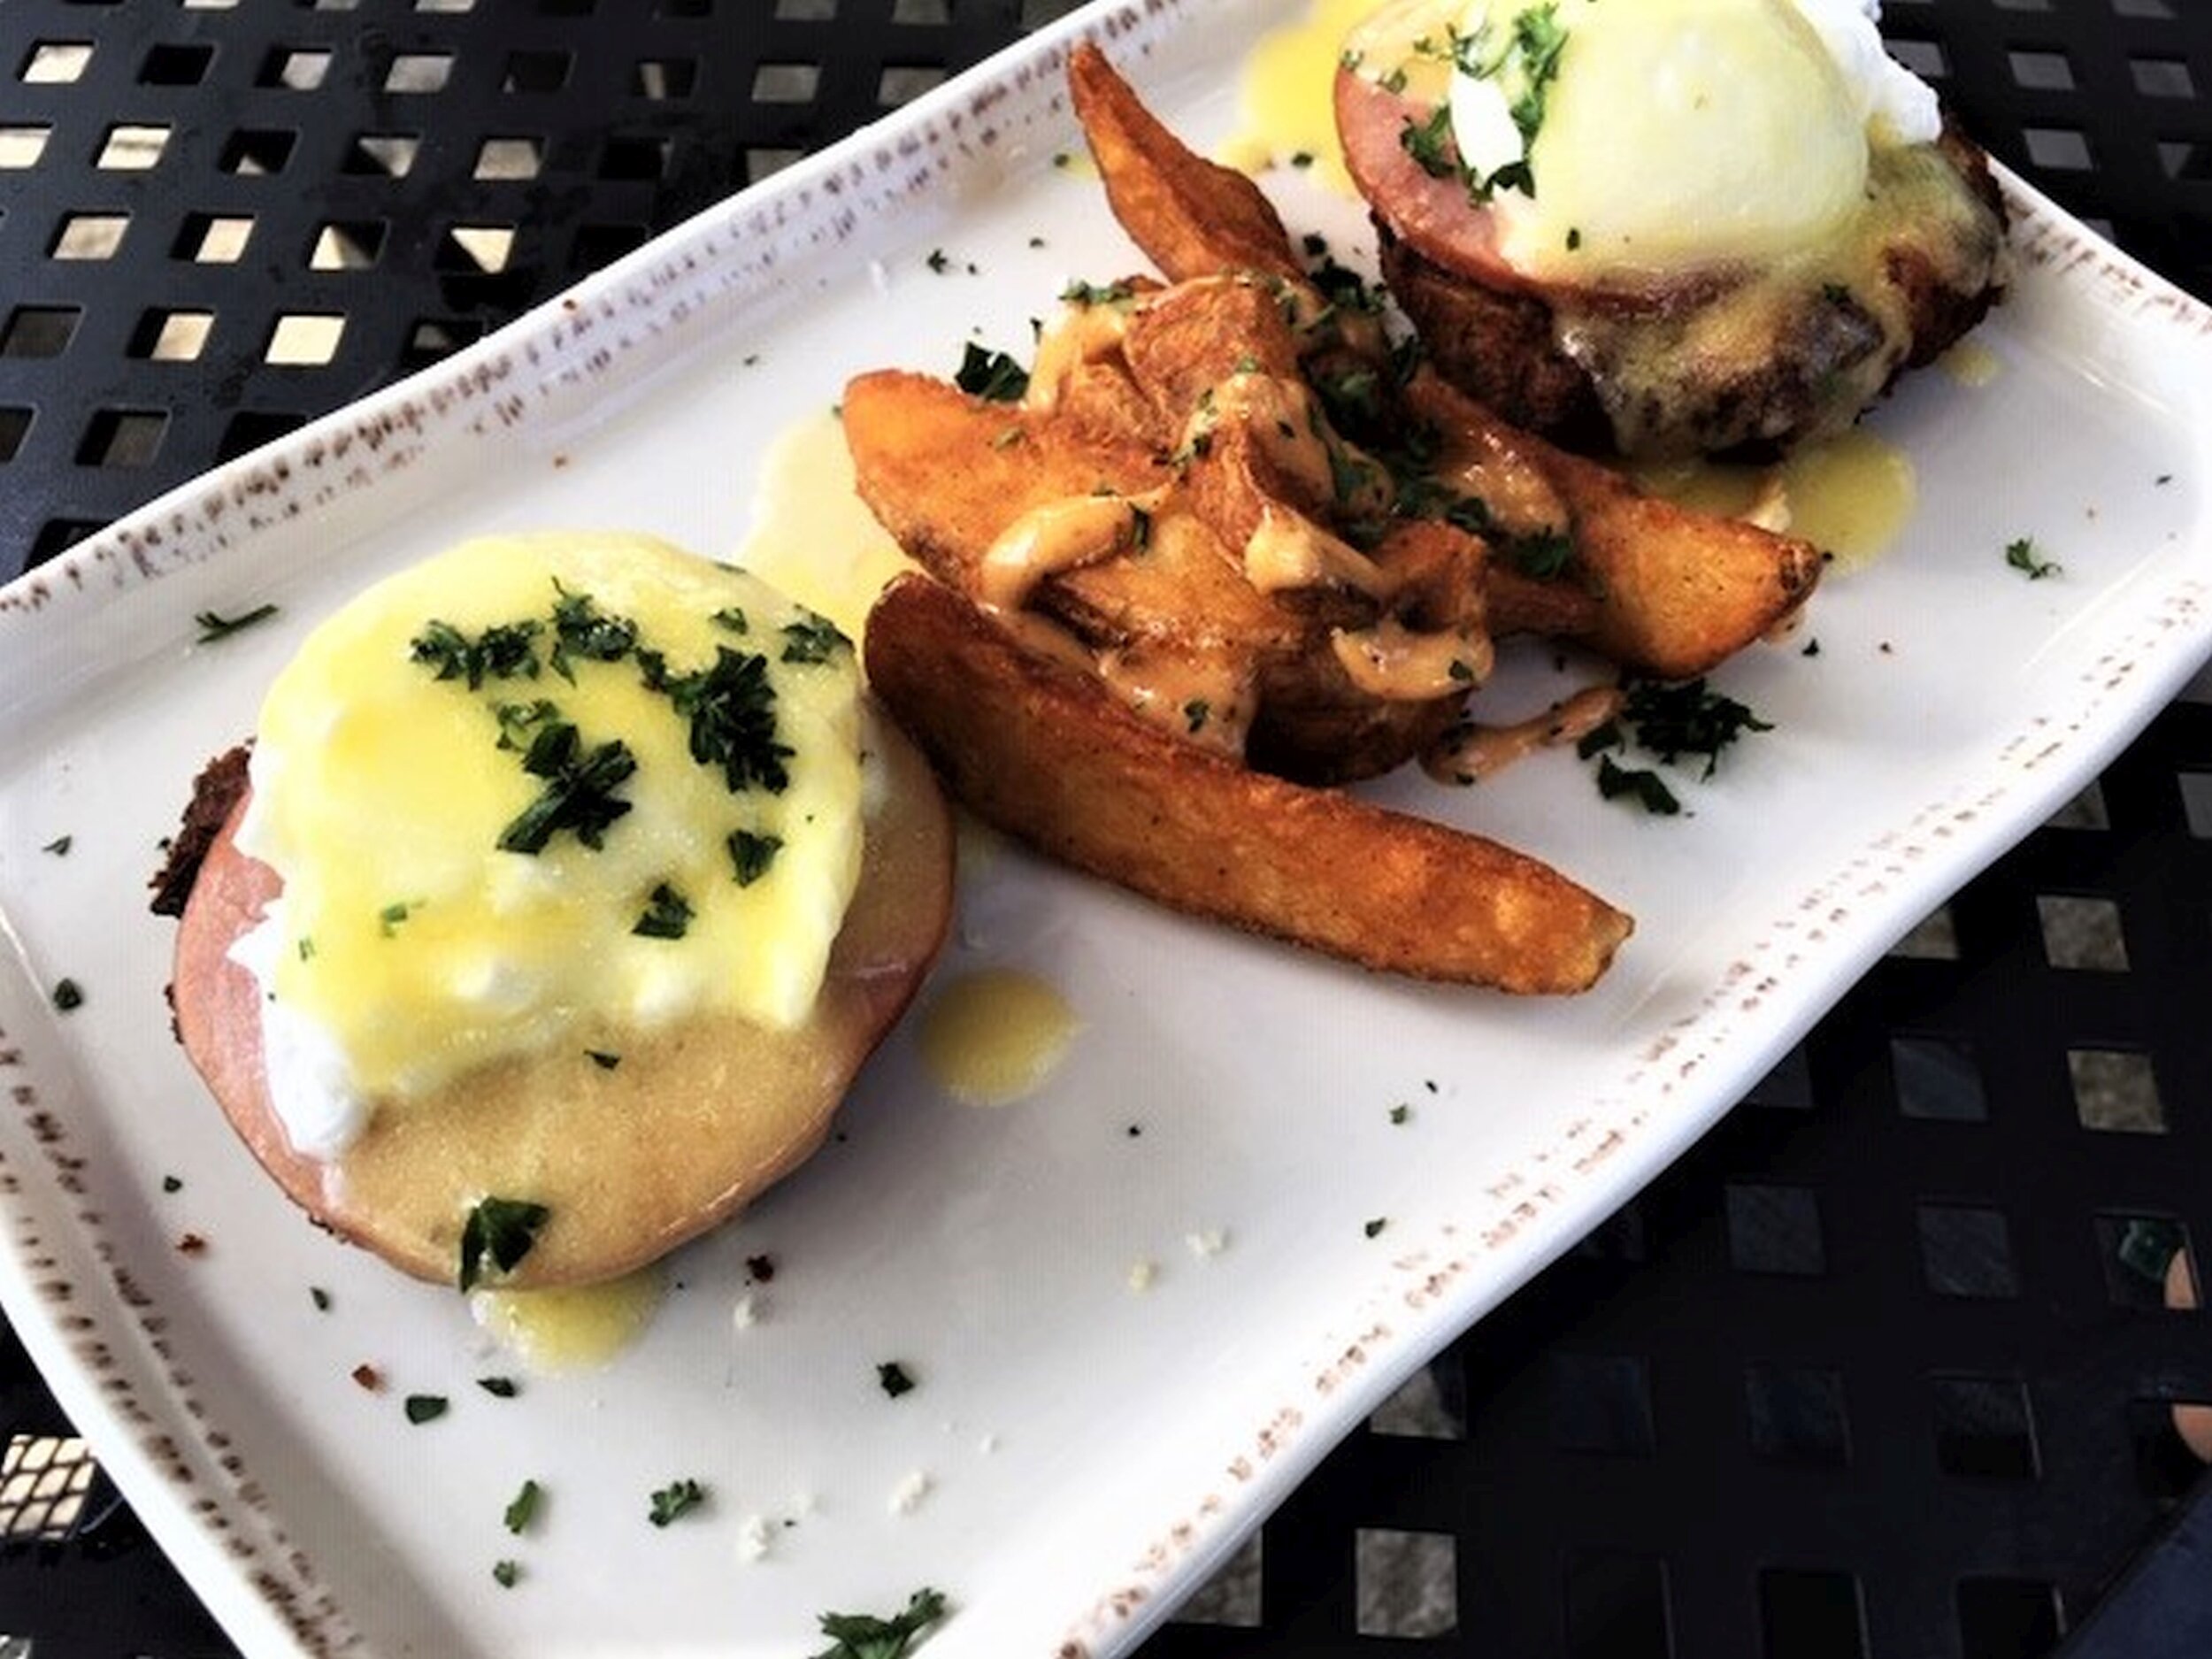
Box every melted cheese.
[234,532,865,1150]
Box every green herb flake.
[457,1195,551,1293]
[503,1478,541,1535]
[478,1375,520,1398]
[2005,536,2062,580]
[954,341,1031,403]
[403,1393,449,1425]
[1363,1217,1388,1239]
[925,248,951,274]
[194,603,280,643]
[648,1478,707,1527]
[41,834,71,856]
[378,900,417,936]
[546,583,641,681]
[586,1049,621,1071]
[310,1286,332,1312]
[633,882,694,940]
[410,618,542,689]
[497,724,637,855]
[727,829,783,887]
[1390,1103,1411,1125]
[876,1361,917,1399]
[712,605,749,634]
[492,1559,521,1589]
[162,1174,183,1194]
[1183,699,1210,735]
[50,978,83,1012]
[1595,754,1682,816]
[1619,678,1773,780]
[780,611,851,665]
[661,648,792,793]
[812,1587,949,1659]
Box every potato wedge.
[865,572,1631,994]
[1069,42,1304,286]
[1404,370,1823,677]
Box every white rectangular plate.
[2,3,2209,1655]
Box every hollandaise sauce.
[918,969,1080,1107]
[233,531,868,1162]
[1636,430,1918,570]
[472,1267,667,1371]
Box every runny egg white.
[229,532,866,1159]
[1444,0,1940,280]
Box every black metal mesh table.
[2,2,2208,1655]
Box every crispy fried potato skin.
[1399,372,1824,678]
[865,573,1630,995]
[1068,42,1303,287]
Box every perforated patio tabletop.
[1,3,2208,1656]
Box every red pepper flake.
[352,1363,385,1392]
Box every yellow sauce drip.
[472,1265,665,1371]
[733,412,917,643]
[1223,0,1373,192]
[918,969,1080,1107]
[1938,337,2003,388]
[1633,428,1917,571]
[1778,429,1918,572]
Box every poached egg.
[230,532,866,1159]
[1426,0,1939,282]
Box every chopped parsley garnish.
[491,1560,520,1589]
[378,900,418,936]
[1594,752,1682,816]
[549,582,640,680]
[403,1394,449,1425]
[479,1375,520,1397]
[586,1049,621,1070]
[1504,528,1576,580]
[1060,278,1138,308]
[812,1587,949,1659]
[1618,678,1773,780]
[727,829,783,887]
[496,723,637,855]
[1397,104,1459,180]
[50,978,83,1012]
[492,697,562,752]
[503,1479,541,1534]
[633,881,694,939]
[876,1361,917,1399]
[41,834,71,856]
[1390,1103,1411,1125]
[780,611,851,665]
[310,1286,332,1312]
[1432,3,1570,201]
[1183,699,1210,735]
[648,1478,707,1526]
[457,1195,550,1292]
[2005,535,2062,580]
[194,603,280,643]
[954,341,1031,403]
[662,648,792,793]
[411,618,543,688]
[712,605,750,634]
[1363,1217,1389,1239]
[163,1173,183,1194]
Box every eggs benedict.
[162,533,954,1290]
[1335,0,2008,457]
